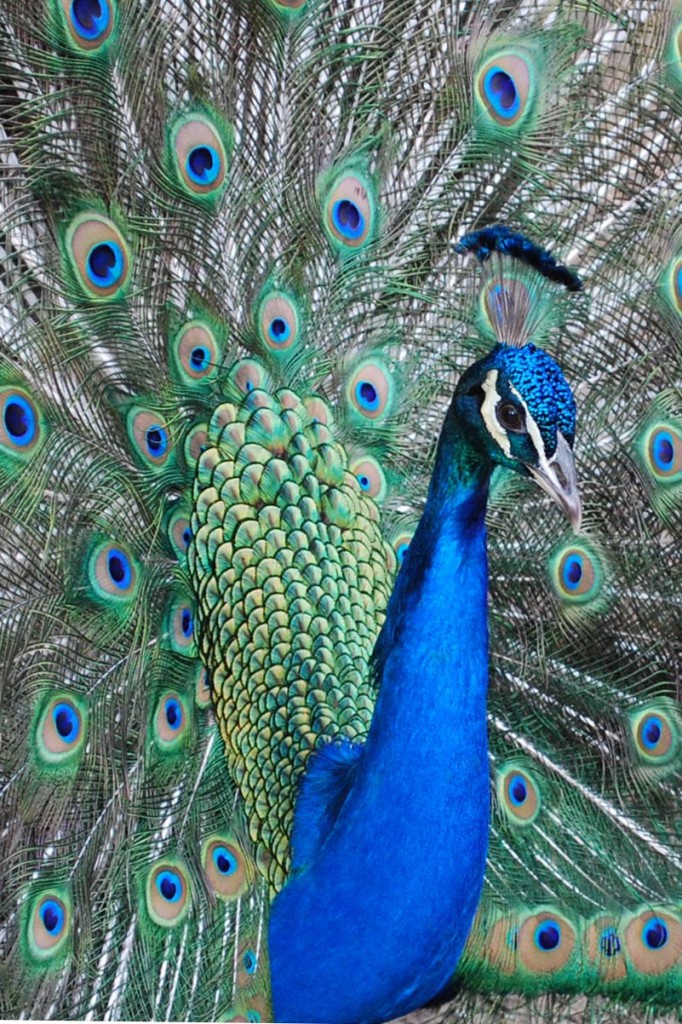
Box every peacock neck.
[270,405,493,1024]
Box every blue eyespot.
[632,707,677,764]
[483,67,520,119]
[172,116,228,199]
[552,543,601,605]
[70,0,110,41]
[29,891,72,958]
[651,430,675,471]
[534,920,561,951]
[643,423,680,483]
[91,541,137,603]
[258,295,299,354]
[268,317,291,346]
[69,216,129,298]
[348,362,391,421]
[599,927,621,957]
[349,456,387,502]
[86,241,124,288]
[181,608,193,638]
[396,542,410,565]
[332,199,365,241]
[40,697,87,763]
[175,323,218,381]
[147,862,190,925]
[182,527,192,549]
[165,698,183,731]
[40,898,65,936]
[212,846,238,876]
[107,548,132,589]
[561,552,583,590]
[643,918,668,950]
[190,346,210,372]
[129,411,172,467]
[203,838,247,897]
[641,715,663,749]
[156,870,182,903]
[155,693,189,748]
[53,703,80,743]
[247,1012,261,1023]
[354,380,380,413]
[3,394,36,447]
[243,949,257,974]
[325,175,374,250]
[186,145,221,187]
[508,774,528,806]
[145,424,169,458]
[500,766,540,824]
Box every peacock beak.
[526,432,582,533]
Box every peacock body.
[0,0,681,1022]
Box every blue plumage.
[270,337,580,1022]
[497,343,576,448]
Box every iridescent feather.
[0,0,680,1021]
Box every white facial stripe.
[481,369,511,457]
[510,384,552,474]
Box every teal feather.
[0,0,681,1021]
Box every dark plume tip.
[455,225,584,292]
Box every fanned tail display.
[0,0,680,1021]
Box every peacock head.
[454,341,581,530]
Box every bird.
[0,0,680,1022]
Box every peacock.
[0,0,680,1021]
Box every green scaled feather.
[189,372,393,892]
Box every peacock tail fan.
[0,0,680,1021]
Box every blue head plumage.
[454,341,580,529]
[496,342,576,450]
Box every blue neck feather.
[269,405,492,1024]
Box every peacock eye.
[497,401,525,433]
